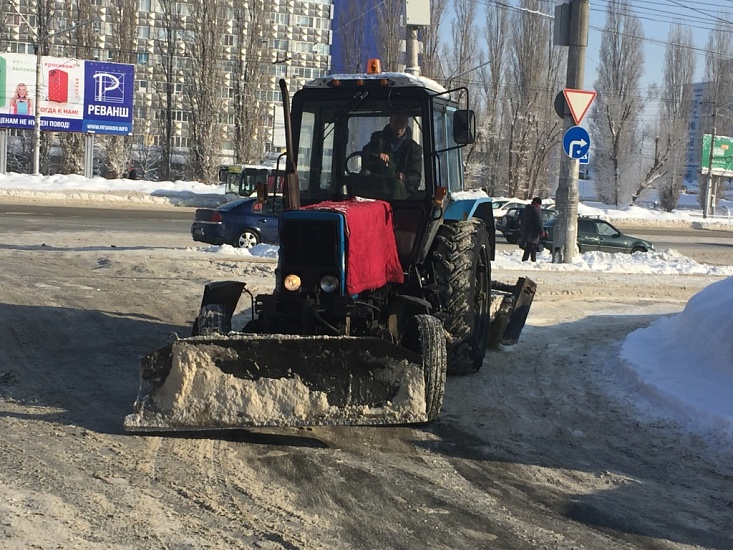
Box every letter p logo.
[93,71,125,104]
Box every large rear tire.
[430,220,492,375]
[405,315,447,422]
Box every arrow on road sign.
[563,88,597,125]
[563,126,591,159]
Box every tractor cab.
[291,64,474,204]
[288,61,475,265]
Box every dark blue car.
[191,197,282,248]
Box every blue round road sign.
[563,126,591,159]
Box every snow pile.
[124,337,428,430]
[621,277,733,438]
[493,248,733,276]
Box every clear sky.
[582,0,717,123]
[443,1,721,124]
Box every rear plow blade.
[124,334,431,432]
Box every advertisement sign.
[701,133,733,177]
[0,53,37,129]
[0,53,134,136]
[83,61,135,134]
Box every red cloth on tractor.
[301,198,404,295]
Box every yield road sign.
[563,89,597,125]
[563,126,590,159]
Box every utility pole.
[404,0,430,76]
[553,0,590,263]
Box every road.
[1,202,732,265]
[1,200,732,548]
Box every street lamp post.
[32,39,44,175]
[704,111,716,219]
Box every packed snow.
[2,171,732,441]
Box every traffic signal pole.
[554,0,590,263]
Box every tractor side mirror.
[453,110,476,145]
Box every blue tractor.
[125,62,536,432]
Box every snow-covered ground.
[2,171,732,442]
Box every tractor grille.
[279,219,340,277]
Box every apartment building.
[1,0,334,176]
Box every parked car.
[543,216,654,254]
[498,206,557,244]
[191,196,282,248]
[491,199,530,221]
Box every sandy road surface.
[1,219,732,549]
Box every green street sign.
[701,133,733,176]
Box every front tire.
[404,315,447,422]
[430,220,492,375]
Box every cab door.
[577,219,600,252]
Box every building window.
[171,110,190,122]
[137,53,149,65]
[136,80,148,92]
[139,0,151,11]
[224,34,235,46]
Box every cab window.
[433,106,462,194]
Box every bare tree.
[699,17,733,210]
[230,1,269,164]
[473,4,509,195]
[100,0,138,179]
[650,24,696,211]
[503,0,563,198]
[35,0,58,174]
[443,0,480,89]
[588,0,645,207]
[439,0,486,187]
[374,0,402,71]
[55,0,99,175]
[153,0,185,181]
[334,1,368,73]
[420,0,447,81]
[186,0,226,183]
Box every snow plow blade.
[124,334,433,432]
[489,277,537,347]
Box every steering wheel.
[344,151,387,175]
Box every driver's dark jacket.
[363,125,422,191]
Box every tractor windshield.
[295,96,426,202]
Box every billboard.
[701,133,733,177]
[0,53,134,135]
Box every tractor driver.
[362,111,422,199]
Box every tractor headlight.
[319,275,339,293]
[283,274,301,292]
